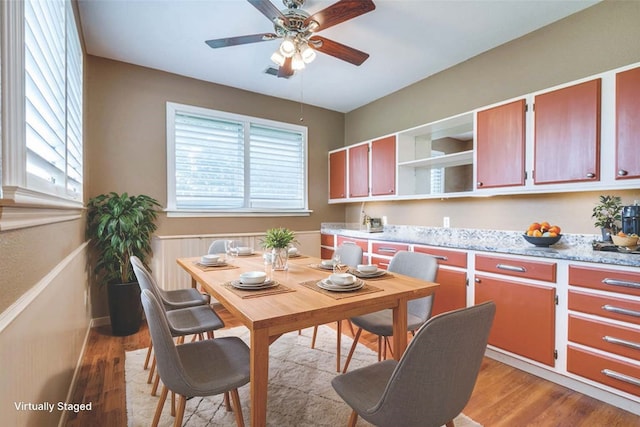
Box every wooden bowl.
[611,234,639,247]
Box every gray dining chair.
[311,243,363,372]
[131,256,225,394]
[342,250,438,373]
[208,239,242,255]
[332,301,496,427]
[141,289,250,427]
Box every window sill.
[165,209,313,218]
[0,186,83,231]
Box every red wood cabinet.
[329,150,347,199]
[475,275,556,366]
[534,79,601,185]
[432,269,467,316]
[475,253,557,283]
[371,136,396,196]
[348,144,369,197]
[476,99,526,189]
[616,66,640,180]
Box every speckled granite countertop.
[321,223,640,268]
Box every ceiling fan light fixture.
[300,43,316,63]
[270,50,286,66]
[279,37,296,57]
[291,52,305,71]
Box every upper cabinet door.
[534,79,601,185]
[371,136,396,196]
[349,144,369,197]
[616,66,640,180]
[476,99,526,189]
[329,149,347,199]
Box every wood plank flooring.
[65,305,639,426]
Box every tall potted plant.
[86,192,161,335]
[261,227,297,271]
[591,195,622,241]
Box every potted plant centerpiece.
[261,227,297,271]
[86,192,161,336]
[592,195,623,241]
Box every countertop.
[321,223,640,268]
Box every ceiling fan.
[205,0,375,78]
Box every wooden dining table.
[177,252,439,427]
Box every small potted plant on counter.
[261,227,297,271]
[86,192,161,335]
[591,195,622,242]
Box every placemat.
[299,280,383,299]
[306,263,334,272]
[192,262,240,272]
[235,252,262,258]
[222,281,295,299]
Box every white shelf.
[398,150,474,169]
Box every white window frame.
[166,102,311,217]
[0,0,83,230]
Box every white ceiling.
[78,0,600,113]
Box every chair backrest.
[387,251,438,322]
[208,239,242,255]
[140,289,193,397]
[372,301,496,427]
[130,256,168,307]
[334,244,363,267]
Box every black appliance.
[622,204,640,236]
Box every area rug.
[125,325,481,427]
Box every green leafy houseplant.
[591,195,622,238]
[261,227,297,249]
[86,192,161,335]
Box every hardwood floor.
[66,305,639,427]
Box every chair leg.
[147,357,156,384]
[342,327,363,373]
[171,391,176,416]
[151,372,160,396]
[336,320,342,372]
[347,319,356,336]
[311,325,319,349]
[348,410,359,427]
[144,342,153,370]
[152,385,169,427]
[445,420,455,427]
[230,388,245,427]
[224,391,232,411]
[378,336,383,361]
[173,394,187,427]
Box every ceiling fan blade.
[309,36,369,66]
[247,0,290,26]
[304,0,375,32]
[278,57,294,78]
[205,33,278,49]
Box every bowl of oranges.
[611,231,638,248]
[523,221,562,247]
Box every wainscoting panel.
[151,231,320,291]
[0,243,91,427]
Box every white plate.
[231,279,276,290]
[353,268,386,278]
[317,278,364,292]
[237,251,255,256]
[199,261,228,267]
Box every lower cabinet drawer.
[431,269,467,316]
[568,290,640,326]
[475,254,557,283]
[568,314,640,360]
[337,236,368,253]
[567,345,640,397]
[370,255,391,270]
[413,245,467,268]
[569,264,640,298]
[371,242,409,257]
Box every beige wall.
[85,56,346,236]
[344,1,640,234]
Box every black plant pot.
[107,281,142,336]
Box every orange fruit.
[528,222,541,231]
[548,232,558,237]
[549,225,561,234]
[532,229,542,237]
[526,230,534,236]
[618,231,627,237]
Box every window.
[0,0,83,210]
[166,102,309,216]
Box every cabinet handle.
[602,278,640,290]
[496,263,526,273]
[617,169,629,177]
[602,304,640,318]
[477,182,484,187]
[586,173,596,178]
[602,335,640,351]
[378,247,398,254]
[433,255,448,261]
[601,369,640,388]
[474,278,482,283]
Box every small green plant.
[261,227,297,249]
[86,192,161,285]
[591,195,622,234]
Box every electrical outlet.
[443,217,450,228]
